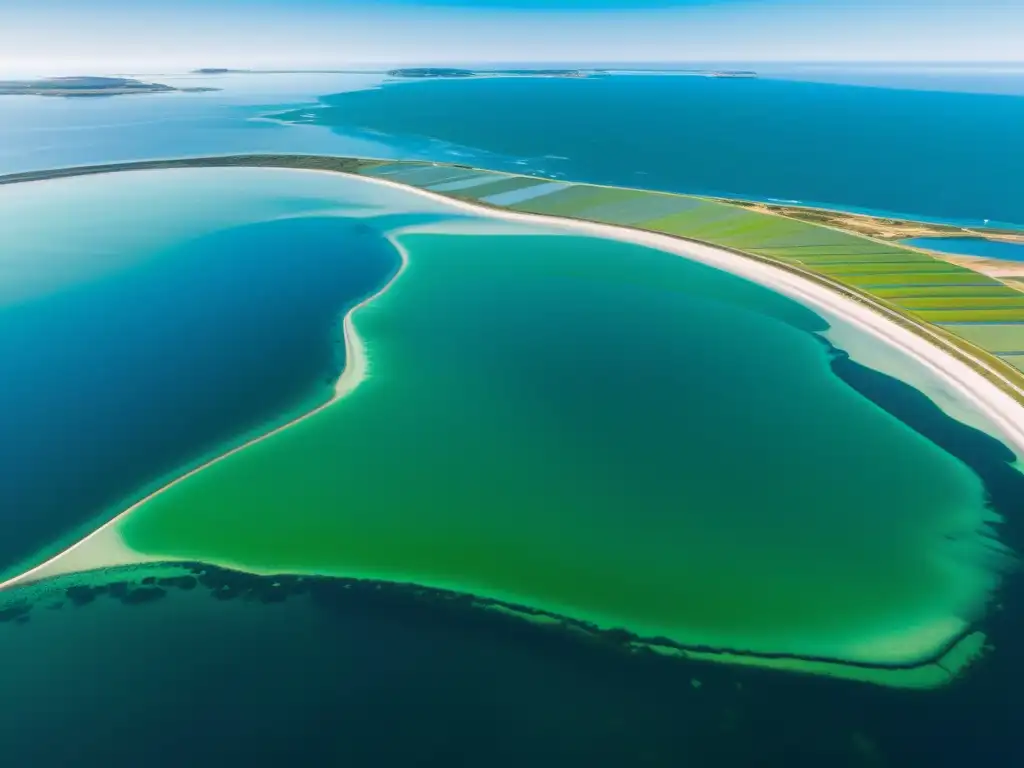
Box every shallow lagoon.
[0,168,459,576]
[118,223,1010,679]
[271,75,1024,226]
[2,167,1023,764]
[0,167,1010,682]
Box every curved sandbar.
[0,227,412,587]
[0,169,438,580]
[2,159,1022,690]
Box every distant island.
[384,67,752,80]
[0,76,220,97]
[387,68,476,78]
[165,67,754,79]
[387,67,590,79]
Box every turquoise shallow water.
[0,167,1011,670]
[0,69,1023,763]
[119,223,1010,667]
[272,75,1024,227]
[0,168,459,577]
[0,165,1005,678]
[2,70,1023,229]
[0,73,395,175]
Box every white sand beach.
[359,171,1024,458]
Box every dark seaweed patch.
[0,601,30,622]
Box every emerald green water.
[120,229,1000,665]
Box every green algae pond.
[119,226,1010,683]
[2,166,1021,691]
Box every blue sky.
[2,0,1022,75]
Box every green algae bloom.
[118,224,1007,685]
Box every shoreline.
[714,197,1024,243]
[1,155,1021,238]
[0,229,411,591]
[3,159,1024,685]
[353,170,1024,455]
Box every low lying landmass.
[720,198,1024,243]
[386,67,590,79]
[383,68,751,79]
[166,66,751,79]
[0,155,377,185]
[0,76,220,97]
[387,67,476,78]
[716,198,1024,285]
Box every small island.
[190,68,250,75]
[386,68,477,78]
[0,76,220,97]
[492,69,589,78]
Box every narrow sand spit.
[0,232,412,589]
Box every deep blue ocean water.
[1,559,1022,767]
[272,74,1024,227]
[2,67,1023,227]
[0,73,397,174]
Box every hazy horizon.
[3,0,1022,78]
[4,61,1024,80]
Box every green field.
[898,296,1024,310]
[1000,353,1024,372]
[914,310,1024,323]
[870,285,1024,299]
[937,323,1024,352]
[765,252,935,265]
[380,166,476,186]
[814,262,968,275]
[840,273,999,287]
[351,162,1024,374]
[513,186,642,216]
[455,175,544,198]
